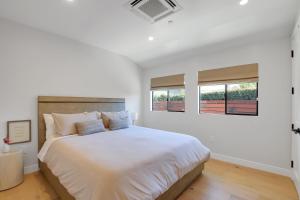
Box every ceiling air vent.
[127,0,182,23]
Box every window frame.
[151,88,185,113]
[199,82,258,116]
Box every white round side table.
[0,150,24,191]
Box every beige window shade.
[151,74,185,90]
[198,63,259,85]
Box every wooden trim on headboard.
[38,96,125,103]
[38,96,125,152]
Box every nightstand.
[0,150,24,191]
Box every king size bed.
[37,96,210,200]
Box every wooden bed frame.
[38,96,205,200]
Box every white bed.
[38,126,210,200]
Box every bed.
[37,96,210,200]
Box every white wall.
[0,18,142,173]
[143,38,292,173]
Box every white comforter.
[38,126,210,200]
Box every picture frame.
[7,120,31,144]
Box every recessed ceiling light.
[148,36,154,41]
[239,0,248,6]
[66,0,74,2]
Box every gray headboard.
[38,96,125,151]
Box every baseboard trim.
[292,169,300,198]
[24,164,39,174]
[211,153,291,177]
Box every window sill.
[151,111,185,113]
[198,112,258,116]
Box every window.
[152,88,185,112]
[151,74,185,112]
[198,63,259,116]
[199,82,258,115]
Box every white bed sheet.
[38,126,210,200]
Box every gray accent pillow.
[101,111,131,128]
[109,119,129,130]
[75,119,106,136]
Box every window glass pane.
[152,90,168,111]
[168,88,185,112]
[226,82,257,115]
[200,85,225,114]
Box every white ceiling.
[0,0,299,67]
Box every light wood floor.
[0,159,298,200]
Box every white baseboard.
[24,164,39,174]
[211,153,291,177]
[292,169,300,197]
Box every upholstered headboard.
[37,96,125,151]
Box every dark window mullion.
[225,84,228,114]
[256,82,259,116]
[152,91,154,111]
[167,89,170,112]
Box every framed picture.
[7,120,31,144]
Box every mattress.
[38,126,210,200]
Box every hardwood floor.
[0,159,298,200]
[179,160,298,200]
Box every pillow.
[75,119,106,136]
[43,114,60,140]
[101,111,131,128]
[52,112,98,136]
[109,119,129,130]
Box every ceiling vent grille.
[127,0,182,23]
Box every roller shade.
[198,63,258,85]
[151,74,185,90]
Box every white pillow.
[43,114,60,140]
[52,112,98,136]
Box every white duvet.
[38,126,210,200]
